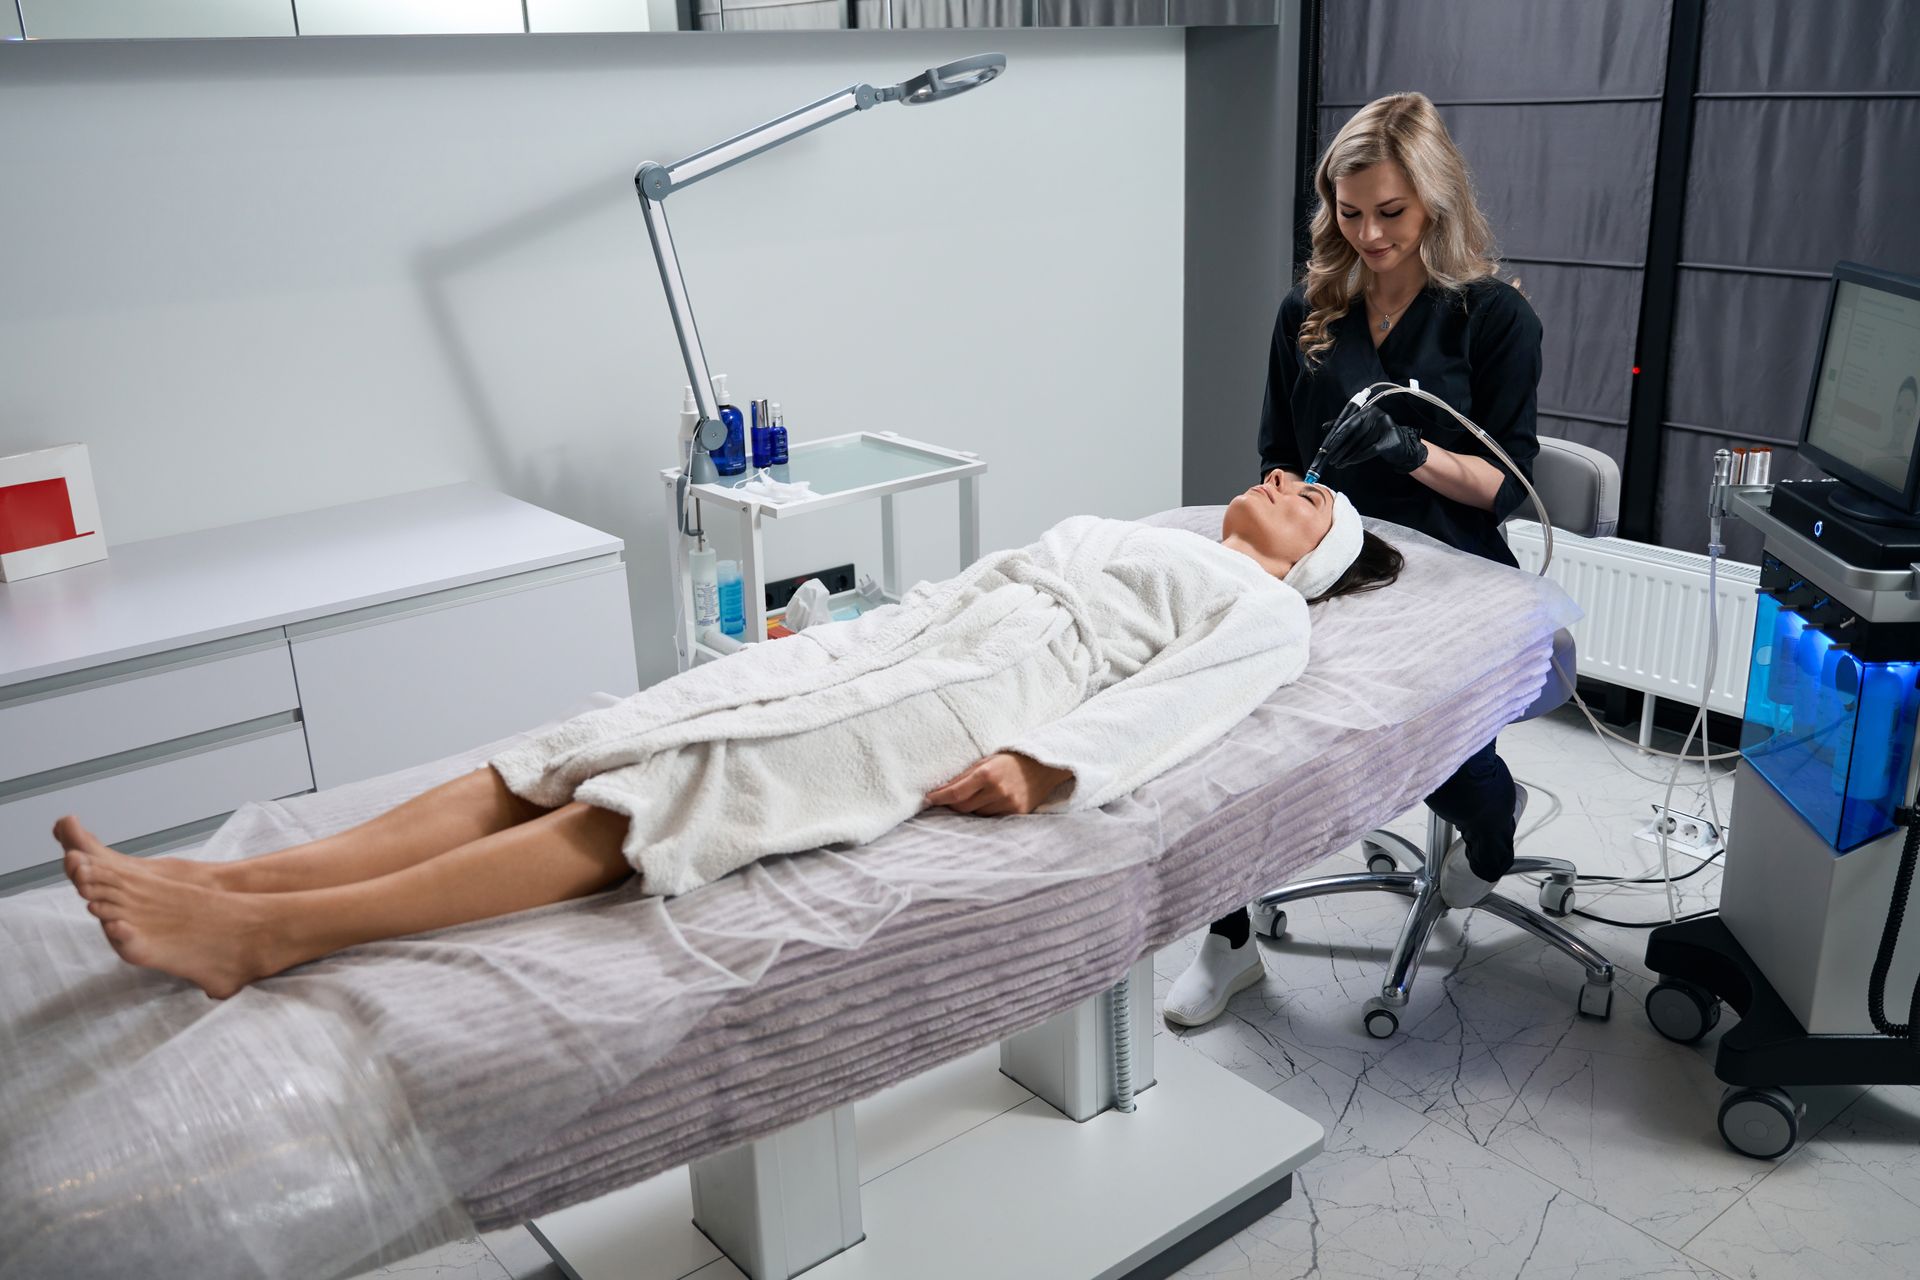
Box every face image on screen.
[1805,279,1920,496]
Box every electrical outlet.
[1632,804,1725,854]
[765,563,856,610]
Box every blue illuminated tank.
[1741,591,1920,852]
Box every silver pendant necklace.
[1370,290,1410,332]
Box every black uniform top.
[1258,277,1543,567]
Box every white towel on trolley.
[491,515,1310,895]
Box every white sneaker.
[1436,783,1530,910]
[1162,934,1265,1028]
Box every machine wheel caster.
[1364,847,1399,875]
[1718,1086,1801,1160]
[1576,980,1613,1020]
[1646,980,1722,1044]
[1362,998,1401,1039]
[1252,904,1288,941]
[1539,878,1575,918]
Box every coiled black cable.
[1867,804,1920,1050]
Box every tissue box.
[0,444,108,583]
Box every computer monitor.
[1798,261,1920,525]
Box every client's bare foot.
[58,820,284,1000]
[53,816,225,890]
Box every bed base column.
[687,1103,864,1280]
[998,955,1156,1122]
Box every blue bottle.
[770,404,790,482]
[711,375,747,477]
[717,559,744,636]
[751,398,774,471]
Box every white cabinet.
[0,634,299,784]
[0,727,313,878]
[17,0,296,38]
[294,0,527,34]
[0,485,637,891]
[290,561,637,789]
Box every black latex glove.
[1318,403,1429,474]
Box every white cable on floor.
[1655,549,1722,921]
[1562,679,1744,765]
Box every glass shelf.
[686,432,984,519]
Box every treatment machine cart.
[1644,479,1920,1159]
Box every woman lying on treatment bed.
[53,473,1401,999]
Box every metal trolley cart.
[659,430,984,671]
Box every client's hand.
[926,752,1073,817]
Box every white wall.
[0,30,1185,684]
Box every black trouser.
[1210,739,1518,944]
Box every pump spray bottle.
[710,374,747,477]
[689,533,719,635]
[770,403,791,483]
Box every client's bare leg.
[59,801,633,999]
[58,767,547,895]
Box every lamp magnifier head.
[884,53,1006,105]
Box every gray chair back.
[1508,437,1621,720]
[1522,436,1620,540]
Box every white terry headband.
[1283,489,1364,600]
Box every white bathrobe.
[491,516,1310,895]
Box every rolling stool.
[1251,437,1623,1038]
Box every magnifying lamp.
[635,53,1006,514]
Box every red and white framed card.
[0,444,109,583]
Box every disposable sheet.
[0,511,1578,1278]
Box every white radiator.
[1504,521,1759,718]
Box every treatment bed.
[0,509,1577,1280]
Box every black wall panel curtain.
[1315,0,1671,482]
[1661,0,1920,558]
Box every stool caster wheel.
[1364,848,1399,875]
[1362,997,1400,1039]
[1647,980,1722,1044]
[1718,1086,1801,1160]
[1252,903,1288,941]
[1539,878,1575,917]
[1577,980,1613,1020]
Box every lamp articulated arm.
[632,53,1005,530]
[635,83,883,432]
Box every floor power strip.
[1632,804,1726,855]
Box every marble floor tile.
[1156,921,1323,1090]
[480,1225,566,1280]
[1359,945,1860,1249]
[1164,1004,1319,1092]
[1176,1061,1727,1280]
[1166,821,1856,1253]
[1218,892,1486,1079]
[350,1234,510,1280]
[1684,1086,1920,1280]
[1500,707,1736,889]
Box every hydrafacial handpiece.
[1303,388,1374,486]
[1301,447,1328,487]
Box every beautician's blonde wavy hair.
[1297,92,1502,366]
